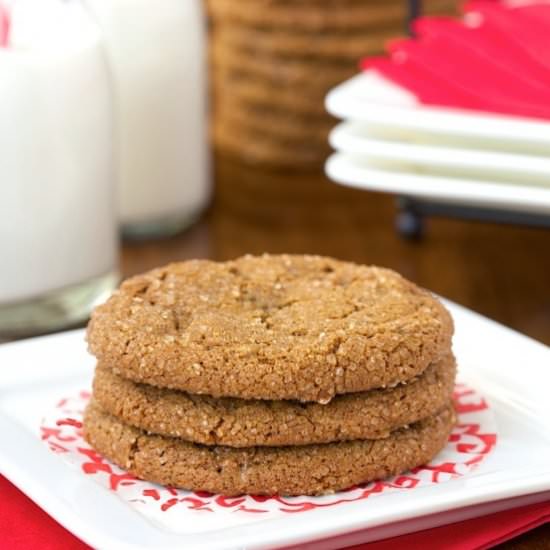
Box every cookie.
[211,69,339,163]
[213,123,328,167]
[213,67,330,117]
[214,99,335,143]
[83,400,455,496]
[215,26,393,61]
[208,0,408,32]
[93,354,455,447]
[87,255,454,402]
[208,0,458,31]
[210,41,357,90]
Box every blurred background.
[1,0,549,350]
[1,0,550,545]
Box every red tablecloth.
[1,475,549,550]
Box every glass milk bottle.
[0,0,118,338]
[86,0,211,239]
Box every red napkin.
[352,499,550,550]
[0,475,85,550]
[361,1,550,120]
[1,475,549,549]
[0,2,10,47]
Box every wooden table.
[122,154,550,548]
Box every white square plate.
[325,153,550,215]
[325,71,550,154]
[1,300,550,550]
[329,121,550,187]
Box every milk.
[86,0,210,236]
[0,0,117,305]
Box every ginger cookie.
[210,41,357,90]
[208,0,457,31]
[213,126,328,166]
[93,354,455,447]
[207,0,408,32]
[214,26,393,61]
[83,401,455,496]
[87,255,454,403]
[213,67,330,117]
[214,99,335,143]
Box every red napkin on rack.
[361,1,550,121]
[1,475,548,549]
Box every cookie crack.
[127,435,141,470]
[134,283,150,297]
[121,336,135,357]
[171,309,180,332]
[292,407,317,431]
[209,416,227,442]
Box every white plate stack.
[325,70,550,215]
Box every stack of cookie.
[84,255,456,496]
[207,0,459,168]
